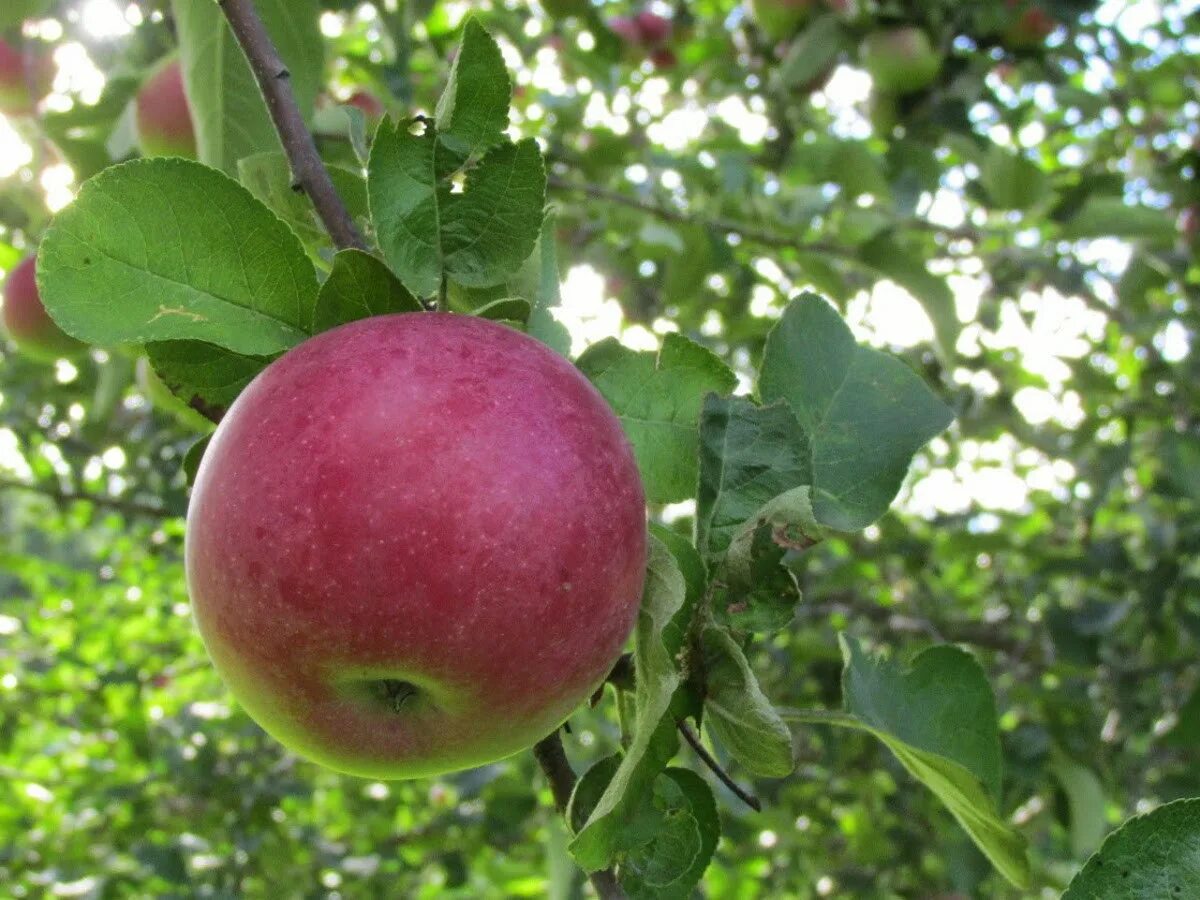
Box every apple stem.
[677,721,762,812]
[218,0,367,253]
[532,731,626,898]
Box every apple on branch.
[2,255,83,361]
[860,26,942,96]
[0,37,54,118]
[135,57,197,159]
[186,313,648,779]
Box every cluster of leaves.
[1,0,1198,896]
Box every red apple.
[135,57,197,159]
[345,90,385,121]
[0,38,54,117]
[650,47,678,70]
[608,15,643,45]
[1004,4,1056,49]
[186,314,648,779]
[747,0,818,43]
[3,255,83,360]
[860,26,942,95]
[634,11,672,46]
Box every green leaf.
[172,0,324,174]
[576,334,737,505]
[700,625,794,777]
[525,214,571,356]
[759,294,954,531]
[782,636,1030,888]
[369,126,546,298]
[435,18,511,158]
[776,15,845,94]
[858,237,959,361]
[618,769,719,900]
[710,487,829,633]
[38,159,317,355]
[1061,196,1178,243]
[1049,751,1107,859]
[145,341,275,413]
[1062,798,1200,899]
[183,434,212,486]
[570,537,685,872]
[979,144,1049,211]
[313,249,422,332]
[472,297,531,324]
[0,0,51,29]
[695,394,811,559]
[237,152,368,260]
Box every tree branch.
[0,477,177,520]
[677,721,762,812]
[532,731,625,900]
[218,0,366,252]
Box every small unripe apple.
[860,26,942,95]
[345,90,385,121]
[3,255,83,360]
[0,38,53,117]
[135,57,197,159]
[136,357,213,432]
[187,314,647,779]
[747,0,818,43]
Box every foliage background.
[0,0,1198,896]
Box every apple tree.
[0,1,1198,897]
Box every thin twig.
[677,721,762,812]
[0,477,176,520]
[532,731,625,900]
[218,0,366,252]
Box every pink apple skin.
[3,255,83,360]
[135,58,197,159]
[0,38,52,117]
[634,11,672,46]
[608,15,642,45]
[186,314,648,779]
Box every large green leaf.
[759,294,953,532]
[570,537,685,873]
[980,144,1049,211]
[38,159,317,355]
[701,625,794,777]
[1063,798,1200,898]
[695,394,811,559]
[313,249,422,333]
[1061,196,1178,243]
[577,334,737,505]
[368,20,545,298]
[145,341,275,414]
[171,0,324,175]
[618,769,719,900]
[783,637,1029,888]
[434,18,511,157]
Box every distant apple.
[345,90,385,121]
[860,26,942,95]
[135,57,197,159]
[3,255,83,360]
[608,15,643,45]
[650,47,678,70]
[634,11,673,46]
[747,0,818,43]
[0,38,54,117]
[186,314,648,779]
[1181,205,1199,247]
[136,357,213,432]
[1003,3,1056,49]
